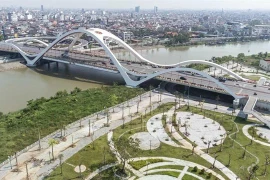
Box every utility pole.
[38,128,41,150]
[88,119,91,137]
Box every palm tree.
[48,139,58,160]
[200,99,205,112]
[58,154,64,175]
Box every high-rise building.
[154,6,158,13]
[135,6,140,13]
[7,12,12,22]
[41,5,44,11]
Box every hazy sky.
[2,0,270,10]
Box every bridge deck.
[243,96,270,128]
[243,96,257,113]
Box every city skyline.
[2,0,270,10]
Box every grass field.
[46,135,117,179]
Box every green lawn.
[179,105,270,180]
[129,159,164,170]
[45,135,117,180]
[0,85,144,163]
[151,165,184,170]
[182,174,199,180]
[149,171,180,177]
[240,74,261,81]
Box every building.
[121,31,134,42]
[41,5,44,11]
[154,6,158,13]
[135,6,140,13]
[259,59,270,71]
[7,12,18,22]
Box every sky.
[2,0,270,10]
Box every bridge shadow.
[30,62,125,85]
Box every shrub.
[199,168,205,175]
[192,166,198,172]
[207,172,212,179]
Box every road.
[1,43,270,101]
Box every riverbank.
[0,85,145,163]
[0,61,26,72]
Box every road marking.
[237,84,246,94]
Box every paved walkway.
[165,107,237,180]
[0,90,249,179]
[129,157,224,180]
[242,124,270,147]
[147,114,180,148]
[0,91,163,180]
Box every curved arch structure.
[0,28,245,99]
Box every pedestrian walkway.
[0,90,248,180]
[242,124,270,147]
[129,157,224,180]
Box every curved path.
[242,124,270,147]
[129,157,224,180]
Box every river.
[0,63,123,113]
[118,40,270,64]
[1,40,270,113]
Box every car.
[253,85,257,87]
[180,76,187,80]
[254,92,257,95]
[218,77,226,82]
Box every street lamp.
[8,156,12,169]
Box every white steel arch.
[1,28,246,99]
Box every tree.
[237,53,245,60]
[48,139,58,160]
[248,165,259,180]
[191,141,197,155]
[58,154,64,175]
[71,87,82,95]
[115,137,139,173]
[263,154,270,176]
[227,153,231,167]
[200,99,205,112]
[109,94,118,112]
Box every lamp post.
[8,156,12,169]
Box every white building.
[259,59,270,71]
[121,32,134,42]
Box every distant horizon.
[1,6,270,12]
[1,0,270,11]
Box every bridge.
[1,28,270,125]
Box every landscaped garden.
[44,98,270,180]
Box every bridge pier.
[56,62,59,68]
[47,62,50,69]
[26,64,36,68]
